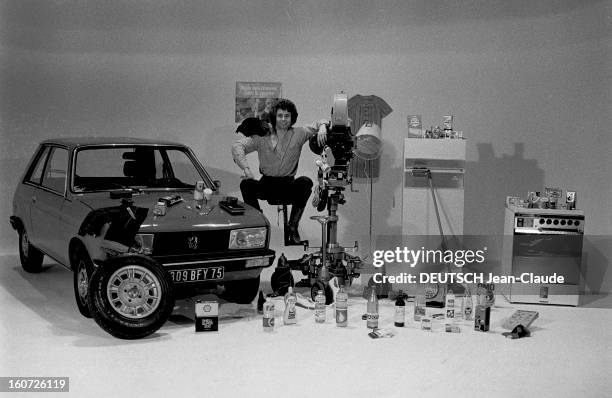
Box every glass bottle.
[315,290,326,323]
[263,297,274,332]
[394,290,405,327]
[335,285,348,327]
[283,287,297,325]
[366,288,379,329]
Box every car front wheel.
[18,229,44,273]
[88,256,175,339]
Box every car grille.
[152,230,230,256]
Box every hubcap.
[107,265,161,319]
[21,231,29,258]
[77,262,88,301]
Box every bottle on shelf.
[315,290,326,323]
[335,284,348,327]
[283,287,297,325]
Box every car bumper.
[94,249,275,287]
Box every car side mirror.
[213,180,221,189]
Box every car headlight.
[229,227,266,250]
[130,233,154,255]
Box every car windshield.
[72,145,213,192]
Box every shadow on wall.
[465,143,544,236]
[462,142,544,272]
[343,139,403,260]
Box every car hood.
[75,191,267,233]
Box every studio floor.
[1,237,611,397]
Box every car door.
[30,146,70,263]
[18,146,51,237]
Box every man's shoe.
[286,226,302,245]
[285,204,306,245]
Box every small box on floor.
[195,300,219,332]
[474,305,490,332]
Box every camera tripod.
[270,185,371,304]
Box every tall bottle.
[394,290,406,327]
[445,289,456,322]
[335,285,348,327]
[283,287,297,325]
[263,297,274,332]
[462,291,473,321]
[315,290,326,323]
[366,288,379,329]
[257,290,265,314]
[414,290,426,321]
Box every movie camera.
[271,93,379,303]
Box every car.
[10,137,275,339]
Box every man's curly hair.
[270,98,298,130]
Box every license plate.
[169,266,224,283]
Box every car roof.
[40,137,188,149]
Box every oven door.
[509,231,583,305]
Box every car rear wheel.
[88,256,175,339]
[73,246,93,318]
[221,276,261,304]
[18,228,44,273]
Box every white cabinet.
[402,139,466,245]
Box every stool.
[266,198,296,246]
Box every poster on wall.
[235,82,282,123]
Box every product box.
[443,115,454,131]
[474,305,490,332]
[566,191,576,210]
[195,300,219,332]
[407,115,423,138]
